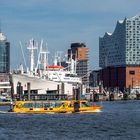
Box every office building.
[0,32,10,73]
[68,43,89,85]
[0,32,10,93]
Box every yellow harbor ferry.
[11,100,102,114]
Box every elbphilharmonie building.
[99,14,140,68]
[99,14,140,90]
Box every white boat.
[11,39,62,96]
[11,39,82,98]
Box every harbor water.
[0,100,140,140]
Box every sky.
[0,0,140,70]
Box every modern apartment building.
[68,43,89,85]
[99,14,140,90]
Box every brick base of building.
[99,66,140,90]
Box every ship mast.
[36,40,49,72]
[40,44,47,71]
[27,39,38,74]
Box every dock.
[0,102,11,106]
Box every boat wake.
[0,110,15,114]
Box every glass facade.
[126,15,140,65]
[99,14,140,68]
[0,36,10,73]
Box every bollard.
[93,94,99,102]
[123,93,128,100]
[75,88,80,101]
[57,84,60,94]
[17,82,23,101]
[136,94,140,100]
[61,82,65,95]
[27,82,31,101]
[109,93,114,101]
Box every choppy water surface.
[0,100,140,140]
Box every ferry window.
[23,103,33,108]
[129,70,135,75]
[81,102,88,107]
[55,102,63,107]
[50,102,55,108]
[43,103,50,108]
[81,102,90,107]
[34,103,43,108]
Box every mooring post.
[27,82,31,101]
[17,82,23,101]
[61,82,64,94]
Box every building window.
[129,70,135,75]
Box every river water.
[0,100,140,140]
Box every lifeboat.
[11,100,102,114]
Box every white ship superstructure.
[45,52,82,84]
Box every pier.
[84,86,140,102]
[0,102,11,106]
